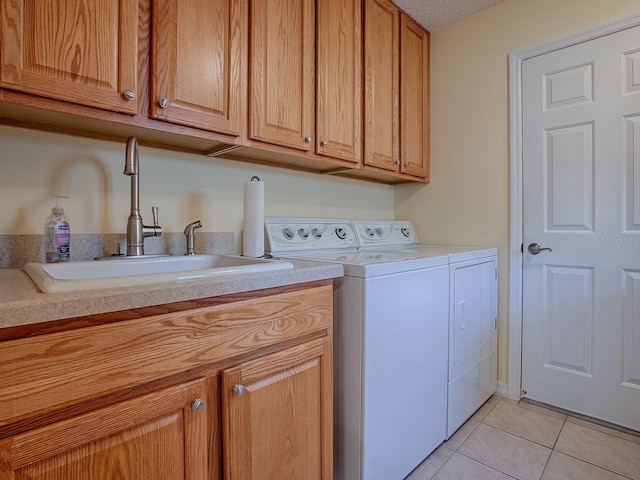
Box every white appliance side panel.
[449,258,498,380]
[361,266,449,480]
[334,276,364,480]
[483,348,498,401]
[482,259,499,358]
[447,348,498,438]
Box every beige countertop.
[0,260,343,329]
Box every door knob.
[528,243,552,255]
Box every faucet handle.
[151,206,159,227]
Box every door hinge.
[520,243,523,254]
[494,318,497,330]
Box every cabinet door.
[0,380,208,479]
[316,0,361,164]
[363,0,399,171]
[151,0,245,136]
[222,337,333,480]
[0,0,138,114]
[249,0,315,151]
[400,14,430,179]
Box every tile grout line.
[551,423,636,480]
[451,397,524,480]
[537,414,568,479]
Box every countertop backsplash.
[0,232,235,268]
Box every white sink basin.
[24,255,294,293]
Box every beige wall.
[0,125,393,250]
[395,0,640,386]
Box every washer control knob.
[400,227,411,238]
[298,228,310,239]
[311,228,323,239]
[335,227,347,240]
[375,227,384,237]
[365,227,375,238]
[283,227,295,240]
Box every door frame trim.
[507,12,640,400]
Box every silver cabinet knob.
[394,158,400,166]
[404,160,409,168]
[123,89,136,101]
[528,243,552,255]
[232,384,245,397]
[191,398,205,413]
[158,97,169,108]
[320,139,329,147]
[304,135,313,144]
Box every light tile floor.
[406,395,640,480]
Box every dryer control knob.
[311,228,323,239]
[400,227,411,238]
[365,227,375,238]
[298,228,310,239]
[335,227,347,240]
[283,227,295,240]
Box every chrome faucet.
[184,220,202,255]
[124,136,161,256]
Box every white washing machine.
[351,220,498,438]
[265,218,450,480]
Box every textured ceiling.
[392,0,504,32]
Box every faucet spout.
[124,136,161,256]
[184,220,202,255]
[124,136,138,176]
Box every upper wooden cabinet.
[0,0,428,183]
[316,0,362,164]
[363,0,400,171]
[0,379,209,480]
[249,0,315,151]
[363,0,430,180]
[151,0,246,136]
[400,14,430,179]
[0,0,139,114]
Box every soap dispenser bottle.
[44,197,71,263]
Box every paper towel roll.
[243,178,264,257]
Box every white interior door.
[521,25,640,431]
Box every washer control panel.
[351,220,418,247]
[265,218,358,254]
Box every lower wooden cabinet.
[0,282,333,479]
[222,337,333,480]
[0,379,209,480]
